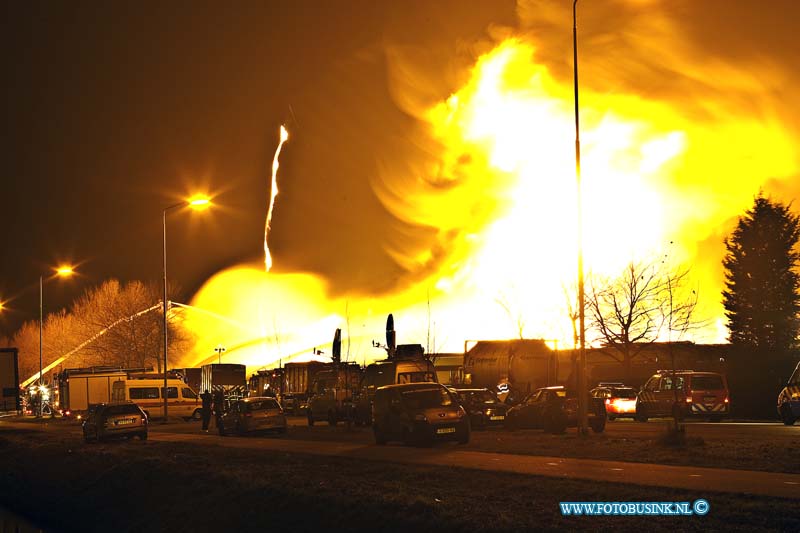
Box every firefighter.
[212,390,225,429]
[200,389,212,432]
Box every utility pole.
[215,345,226,365]
[573,0,589,436]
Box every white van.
[111,378,201,420]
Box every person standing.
[200,389,212,432]
[212,390,225,432]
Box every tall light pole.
[573,0,588,436]
[162,196,210,420]
[215,345,226,364]
[38,265,74,417]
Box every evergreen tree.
[722,195,800,354]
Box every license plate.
[489,415,505,421]
[436,427,456,434]
[115,418,135,426]
[703,396,716,402]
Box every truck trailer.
[201,363,247,399]
[56,367,129,417]
[0,348,20,413]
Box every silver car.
[218,397,287,436]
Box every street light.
[38,265,75,417]
[162,195,211,420]
[214,345,226,364]
[572,0,588,436]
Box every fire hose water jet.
[265,125,289,272]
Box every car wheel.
[307,412,315,426]
[218,422,226,436]
[544,408,567,434]
[139,432,148,441]
[327,411,337,426]
[590,408,607,434]
[635,404,648,423]
[373,426,387,445]
[457,427,470,445]
[401,427,413,446]
[191,409,202,421]
[780,405,796,426]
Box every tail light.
[685,397,692,403]
[244,412,252,417]
[724,397,729,403]
[605,399,611,405]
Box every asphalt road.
[145,430,800,499]
[4,415,797,499]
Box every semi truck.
[56,366,149,417]
[201,363,247,399]
[0,348,20,413]
[306,362,362,426]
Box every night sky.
[2,0,798,337]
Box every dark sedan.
[505,386,606,434]
[451,388,509,428]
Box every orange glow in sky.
[182,38,798,371]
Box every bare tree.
[11,320,41,383]
[495,288,526,340]
[71,279,189,371]
[587,259,700,381]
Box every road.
[147,430,800,499]
[3,415,798,499]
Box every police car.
[777,361,800,426]
[635,370,730,422]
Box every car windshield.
[104,404,140,416]
[460,390,499,404]
[691,376,724,390]
[401,388,453,409]
[612,388,637,399]
[246,399,280,411]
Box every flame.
[264,125,289,272]
[184,32,798,371]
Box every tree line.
[1,280,193,383]
[580,194,799,417]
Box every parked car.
[590,383,638,420]
[777,361,800,426]
[281,392,309,416]
[505,386,606,434]
[372,382,470,446]
[82,402,148,443]
[450,387,509,428]
[218,397,287,436]
[635,370,730,422]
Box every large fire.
[182,35,798,371]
